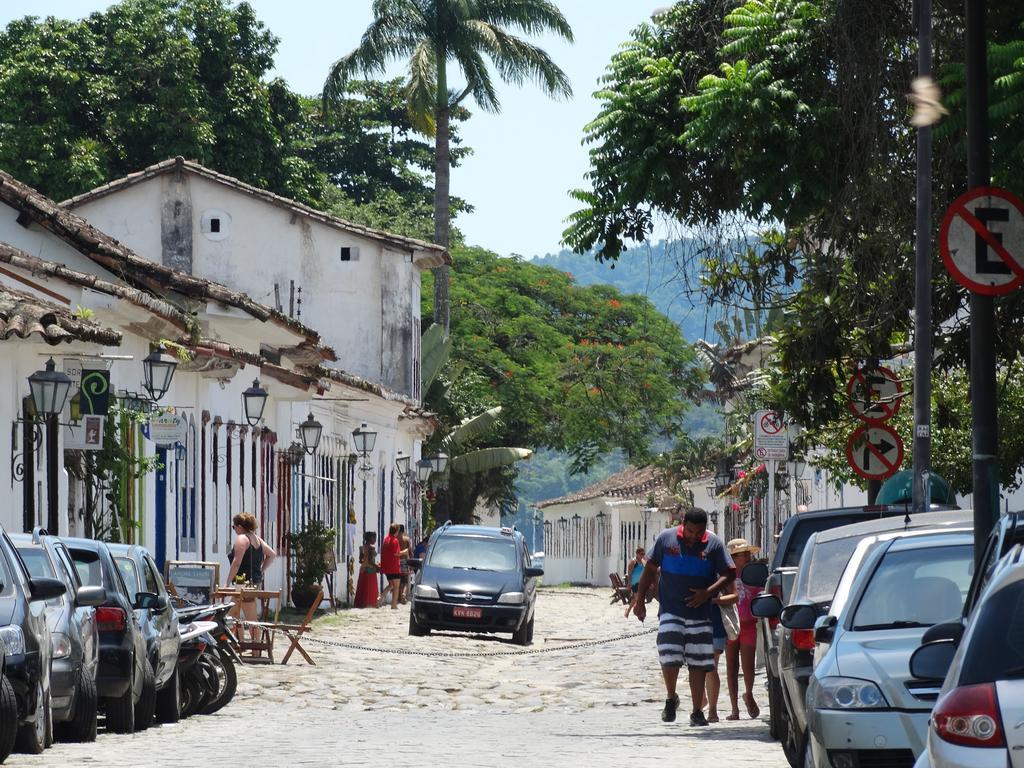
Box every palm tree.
[324,0,574,331]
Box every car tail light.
[96,606,126,632]
[792,628,815,650]
[932,683,1005,748]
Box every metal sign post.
[753,410,788,555]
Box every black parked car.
[11,530,105,743]
[0,524,66,755]
[108,543,180,723]
[408,524,543,645]
[64,538,155,734]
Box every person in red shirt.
[380,523,408,610]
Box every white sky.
[0,1,665,257]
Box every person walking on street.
[725,538,761,720]
[397,524,413,604]
[704,579,737,722]
[379,523,408,610]
[633,508,736,727]
[354,531,380,609]
[624,547,647,618]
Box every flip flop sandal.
[744,693,760,719]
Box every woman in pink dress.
[354,531,379,608]
[725,538,761,720]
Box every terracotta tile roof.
[0,284,121,346]
[62,157,451,267]
[312,364,420,408]
[0,242,189,333]
[0,169,333,359]
[535,464,675,509]
[188,340,320,394]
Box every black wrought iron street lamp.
[142,344,178,402]
[395,451,412,482]
[285,440,305,467]
[714,468,733,496]
[28,358,74,418]
[241,379,268,427]
[428,452,449,475]
[352,422,377,458]
[299,412,323,455]
[415,459,432,484]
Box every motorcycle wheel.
[199,651,237,715]
[179,670,208,719]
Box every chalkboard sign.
[165,560,219,605]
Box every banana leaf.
[450,447,533,474]
[420,323,451,392]
[446,406,503,450]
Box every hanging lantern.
[241,379,268,427]
[299,412,323,455]
[28,358,73,417]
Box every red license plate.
[453,606,482,619]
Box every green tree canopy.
[424,246,705,480]
[566,0,1024,444]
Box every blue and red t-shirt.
[648,527,735,620]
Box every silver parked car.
[804,529,975,768]
[910,544,1024,768]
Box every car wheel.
[103,674,136,734]
[526,616,535,644]
[0,675,18,762]
[408,612,429,637]
[15,680,47,754]
[133,659,156,731]
[199,652,237,715]
[781,709,805,768]
[65,668,98,743]
[155,667,180,724]
[512,617,531,646]
[767,673,784,741]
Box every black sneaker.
[661,695,679,722]
[690,710,709,727]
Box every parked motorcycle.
[174,603,239,718]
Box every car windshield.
[959,579,1024,685]
[428,536,517,572]
[799,537,862,604]
[14,546,63,606]
[115,557,141,592]
[851,544,973,630]
[782,515,876,567]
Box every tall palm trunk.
[432,61,451,332]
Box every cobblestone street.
[10,589,789,767]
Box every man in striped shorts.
[634,508,735,726]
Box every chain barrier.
[229,618,656,658]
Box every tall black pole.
[966,0,999,565]
[912,0,934,515]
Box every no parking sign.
[939,186,1024,295]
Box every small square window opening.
[210,218,221,233]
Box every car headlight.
[0,626,25,656]
[497,592,525,605]
[808,676,888,710]
[413,584,439,599]
[51,632,72,659]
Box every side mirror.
[813,614,838,644]
[29,577,67,602]
[750,593,783,619]
[909,639,956,680]
[921,620,964,646]
[406,558,422,572]
[75,586,106,608]
[524,567,544,579]
[134,591,161,610]
[780,602,819,630]
[740,562,769,588]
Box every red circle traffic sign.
[939,186,1024,296]
[846,366,904,424]
[759,411,784,435]
[846,424,904,481]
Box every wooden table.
[213,587,281,663]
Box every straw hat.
[727,538,760,556]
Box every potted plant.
[284,520,337,610]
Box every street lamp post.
[241,379,268,427]
[640,506,656,546]
[351,423,377,533]
[142,345,178,403]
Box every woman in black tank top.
[226,512,277,642]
